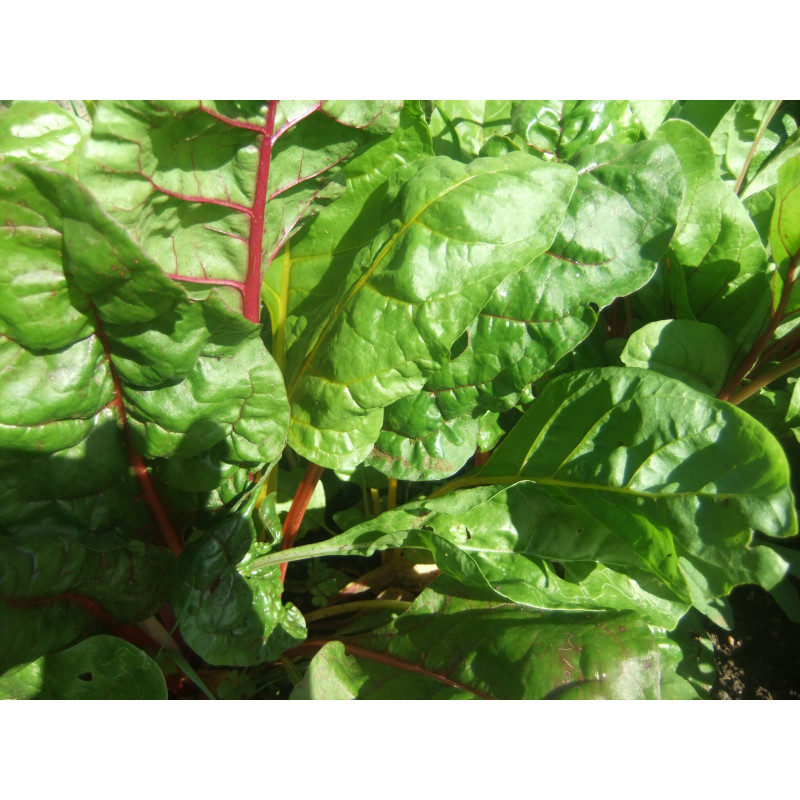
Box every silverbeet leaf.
[79,100,401,318]
[251,482,688,629]
[464,367,796,613]
[367,138,684,480]
[0,162,290,666]
[291,578,688,700]
[0,535,172,673]
[285,152,578,469]
[172,511,306,666]
[0,635,167,700]
[620,319,733,395]
[641,120,770,356]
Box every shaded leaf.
[456,367,796,611]
[292,578,681,699]
[0,635,166,699]
[620,319,733,395]
[172,510,306,666]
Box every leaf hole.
[77,672,93,682]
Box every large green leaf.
[291,578,691,699]
[0,635,167,699]
[263,105,433,374]
[79,101,401,321]
[252,481,688,629]
[0,162,290,666]
[641,120,771,354]
[366,138,684,479]
[284,152,577,468]
[450,367,796,612]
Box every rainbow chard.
[1,100,799,699]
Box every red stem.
[242,100,278,323]
[2,591,160,652]
[719,250,800,402]
[93,314,183,556]
[280,462,326,583]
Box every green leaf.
[449,367,796,612]
[79,101,401,319]
[171,511,306,666]
[645,120,770,353]
[428,101,514,161]
[0,636,167,699]
[0,101,86,175]
[621,319,733,395]
[285,152,577,468]
[0,534,173,673]
[511,100,636,161]
[292,579,677,699]
[252,482,687,628]
[366,138,684,479]
[770,152,800,274]
[263,105,433,372]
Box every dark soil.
[704,583,800,699]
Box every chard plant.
[1,99,799,699]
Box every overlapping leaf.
[366,138,684,479]
[171,509,306,666]
[284,152,578,468]
[291,578,696,699]
[251,481,688,628]
[427,101,514,161]
[79,100,401,319]
[637,120,771,354]
[454,367,796,612]
[263,105,433,371]
[620,319,733,395]
[0,162,289,665]
[511,101,640,161]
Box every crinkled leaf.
[0,162,290,668]
[511,100,636,161]
[0,535,172,672]
[454,367,795,612]
[172,512,306,666]
[292,579,679,699]
[428,101,514,161]
[0,635,166,699]
[1,162,288,468]
[367,139,683,479]
[621,319,733,395]
[263,105,432,369]
[0,101,86,175]
[80,100,401,318]
[285,152,577,468]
